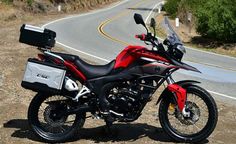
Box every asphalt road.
[43,0,236,102]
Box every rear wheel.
[159,85,218,143]
[28,93,85,143]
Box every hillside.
[0,0,118,23]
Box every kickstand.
[104,120,113,133]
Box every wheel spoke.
[35,95,79,134]
[166,91,211,135]
[59,125,66,133]
[193,123,201,131]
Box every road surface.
[43,0,236,102]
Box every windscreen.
[161,17,186,53]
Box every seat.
[53,52,115,79]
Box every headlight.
[168,44,185,61]
[177,45,186,54]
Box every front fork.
[166,76,190,117]
[166,76,175,85]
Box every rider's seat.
[52,52,115,79]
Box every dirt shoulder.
[0,2,236,144]
[155,13,236,57]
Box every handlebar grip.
[135,34,146,41]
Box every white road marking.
[56,41,109,62]
[43,0,236,101]
[208,90,236,100]
[42,0,130,28]
[186,46,236,60]
[145,1,163,23]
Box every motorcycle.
[20,13,218,143]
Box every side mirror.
[150,18,156,37]
[134,13,148,32]
[134,13,146,27]
[150,18,156,28]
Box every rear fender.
[156,80,200,111]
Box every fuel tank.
[114,45,170,69]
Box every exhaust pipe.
[66,104,93,115]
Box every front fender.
[175,80,200,88]
[156,80,201,111]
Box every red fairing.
[167,84,186,111]
[114,45,170,69]
[64,61,86,82]
[114,45,146,69]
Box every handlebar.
[135,33,168,53]
[135,33,159,47]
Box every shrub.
[1,0,13,4]
[177,0,206,24]
[195,0,236,43]
[163,0,181,18]
[27,0,34,6]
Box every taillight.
[38,54,45,60]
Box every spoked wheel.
[159,85,218,143]
[28,93,85,143]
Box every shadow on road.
[3,119,209,143]
[3,119,176,143]
[3,119,43,142]
[73,123,173,143]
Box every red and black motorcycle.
[20,13,218,143]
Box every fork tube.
[166,75,175,85]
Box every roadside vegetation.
[163,0,236,56]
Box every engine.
[108,87,142,117]
[106,80,156,121]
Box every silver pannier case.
[21,58,66,93]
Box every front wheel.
[28,93,86,143]
[159,85,218,143]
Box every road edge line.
[144,1,163,23]
[42,0,129,28]
[56,41,109,62]
[207,90,236,100]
